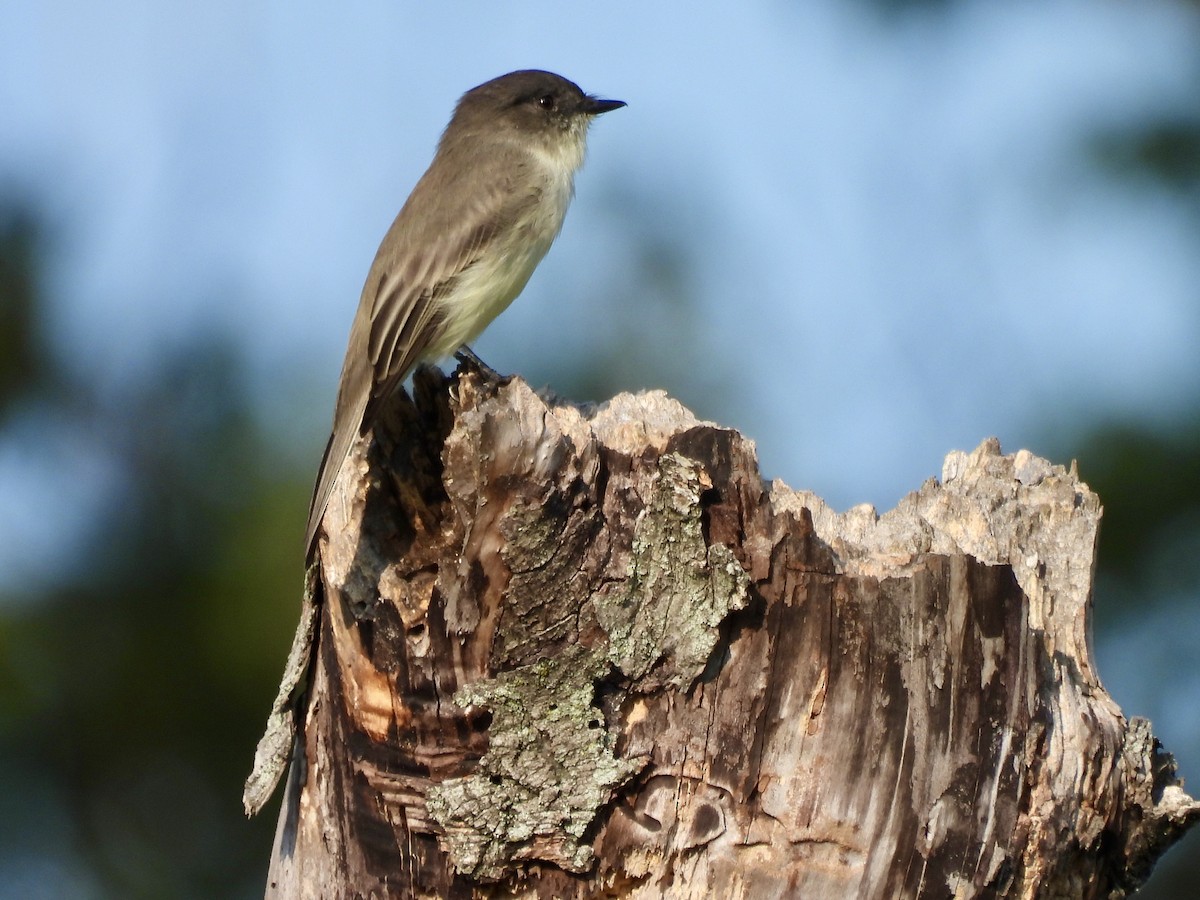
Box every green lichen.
[426,648,639,879]
[428,452,751,878]
[594,452,750,687]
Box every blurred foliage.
[1074,70,1200,623]
[0,205,48,418]
[1092,119,1200,194]
[0,201,305,898]
[1050,413,1200,899]
[1050,84,1200,900]
[1069,421,1200,615]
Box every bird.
[304,70,625,558]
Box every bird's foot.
[454,346,508,387]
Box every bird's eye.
[537,94,556,110]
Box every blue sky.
[3,0,1200,741]
[4,1,1198,500]
[2,3,1199,532]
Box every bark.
[247,367,1200,899]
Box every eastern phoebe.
[304,70,624,556]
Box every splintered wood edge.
[558,393,1200,847]
[243,563,320,816]
[772,438,1104,688]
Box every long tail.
[303,408,363,560]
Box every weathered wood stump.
[246,367,1199,898]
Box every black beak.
[583,96,626,115]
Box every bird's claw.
[454,346,507,386]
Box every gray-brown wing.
[361,216,499,426]
[304,166,535,558]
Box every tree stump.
[246,367,1199,898]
